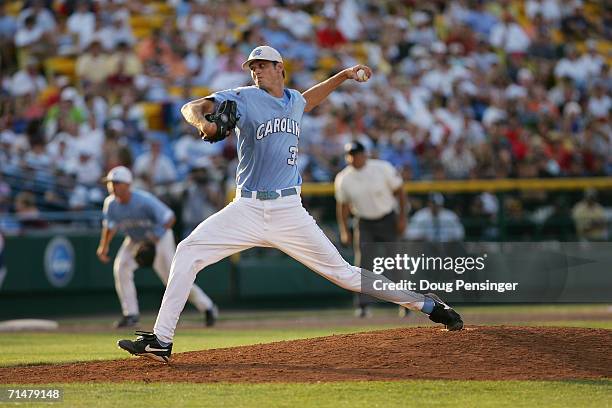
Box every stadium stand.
[0,0,610,238]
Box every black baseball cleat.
[114,315,139,329]
[205,304,219,327]
[425,293,464,331]
[117,331,172,363]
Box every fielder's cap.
[242,45,283,70]
[344,141,365,155]
[103,166,133,184]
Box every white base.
[0,319,59,331]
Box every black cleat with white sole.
[117,331,172,363]
[426,293,464,331]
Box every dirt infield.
[1,326,610,383]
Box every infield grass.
[0,325,401,367]
[3,380,611,408]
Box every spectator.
[408,10,437,46]
[580,40,605,79]
[181,160,223,237]
[136,27,187,78]
[0,173,11,213]
[106,41,143,88]
[572,188,607,241]
[441,138,477,179]
[271,2,313,40]
[66,0,96,51]
[526,22,558,60]
[44,87,87,140]
[96,14,135,51]
[0,3,18,73]
[10,58,47,98]
[0,4,17,41]
[463,1,498,37]
[525,0,561,25]
[101,119,133,172]
[14,191,47,230]
[489,12,530,55]
[65,145,102,187]
[587,82,611,119]
[174,130,223,174]
[15,14,49,58]
[75,39,111,88]
[405,193,465,242]
[316,16,347,49]
[17,0,56,35]
[561,3,595,41]
[208,44,250,90]
[554,45,588,86]
[133,136,177,189]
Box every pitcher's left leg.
[267,201,426,311]
[268,201,463,329]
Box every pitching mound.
[1,326,610,383]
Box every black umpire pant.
[354,211,398,308]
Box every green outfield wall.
[0,233,350,319]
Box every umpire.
[334,141,407,317]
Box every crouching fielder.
[118,46,463,363]
[97,166,218,328]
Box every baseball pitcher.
[118,46,463,363]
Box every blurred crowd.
[0,0,610,236]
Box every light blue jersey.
[103,190,174,242]
[208,86,306,191]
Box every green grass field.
[2,380,611,408]
[1,305,611,407]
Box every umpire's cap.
[344,141,365,155]
[103,166,133,184]
[242,45,283,70]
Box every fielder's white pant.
[114,230,214,317]
[154,191,425,343]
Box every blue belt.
[239,187,298,200]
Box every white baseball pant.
[154,191,425,344]
[113,230,214,317]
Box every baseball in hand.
[356,69,367,81]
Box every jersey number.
[287,146,298,166]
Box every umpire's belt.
[237,187,298,200]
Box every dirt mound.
[1,326,610,383]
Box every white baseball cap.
[103,166,133,184]
[242,45,283,70]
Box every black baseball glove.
[133,241,156,268]
[201,100,239,143]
